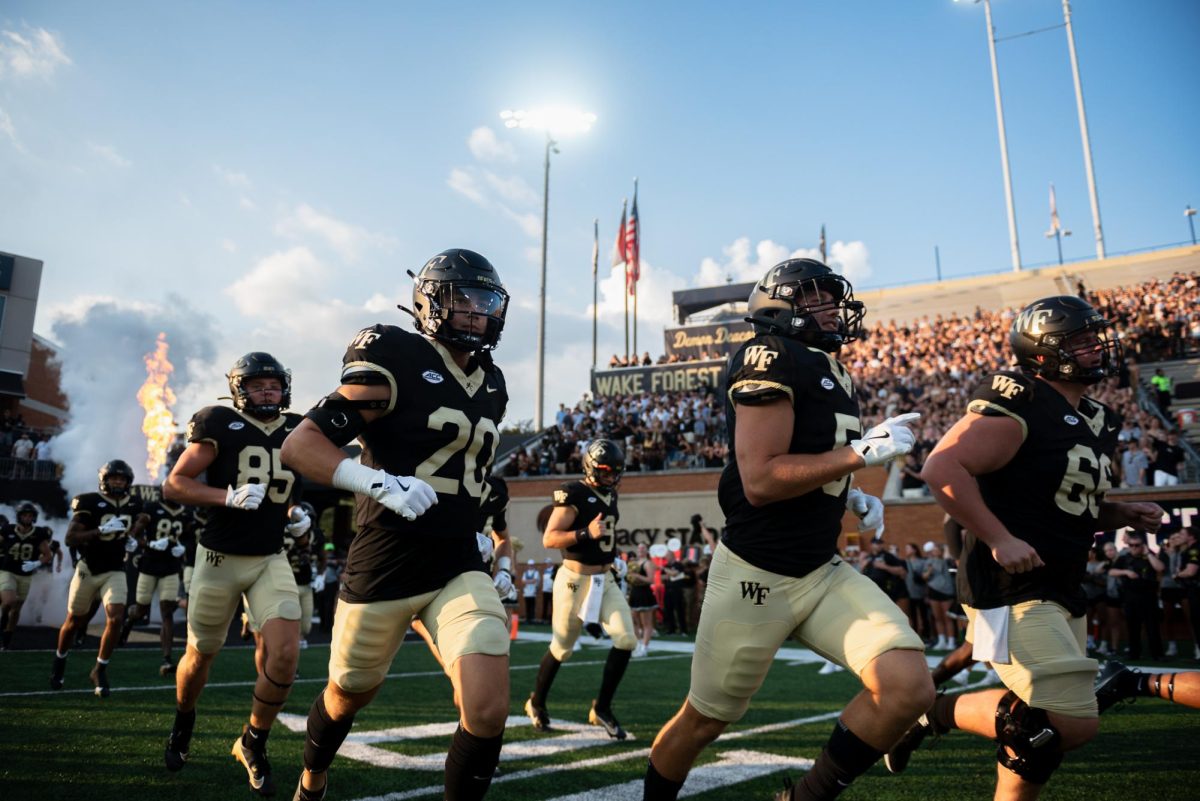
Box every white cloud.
[0,106,24,153]
[220,239,237,253]
[501,207,542,240]
[468,126,516,163]
[225,247,326,316]
[483,171,538,206]
[448,168,486,205]
[694,236,872,287]
[0,27,71,80]
[214,164,251,188]
[274,203,395,262]
[592,257,687,331]
[88,141,131,168]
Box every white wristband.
[331,459,379,495]
[496,556,512,573]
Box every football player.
[285,501,325,649]
[120,497,194,674]
[282,248,511,801]
[525,439,637,740]
[643,259,933,801]
[885,296,1164,799]
[162,352,309,797]
[0,502,53,650]
[52,460,150,696]
[177,508,206,613]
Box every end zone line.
[0,652,690,698]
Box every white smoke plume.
[48,295,221,500]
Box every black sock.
[1,629,12,648]
[243,722,270,751]
[596,647,632,711]
[930,693,959,734]
[643,759,685,801]
[532,651,561,706]
[444,724,503,801]
[172,708,197,745]
[796,720,883,801]
[303,691,356,774]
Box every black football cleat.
[884,714,934,775]
[50,655,67,690]
[232,725,276,796]
[90,662,111,698]
[165,730,191,772]
[159,656,176,677]
[291,775,327,801]
[1095,660,1141,714]
[524,693,552,732]
[588,700,628,740]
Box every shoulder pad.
[187,405,233,444]
[727,335,796,406]
[966,371,1034,436]
[341,325,413,385]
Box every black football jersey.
[184,509,209,567]
[957,371,1119,617]
[185,405,303,556]
[0,524,53,575]
[284,532,315,586]
[554,480,619,567]
[1180,545,1200,588]
[139,502,194,577]
[71,493,144,574]
[718,334,863,578]
[331,325,508,601]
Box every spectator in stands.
[1121,440,1151,488]
[1110,533,1165,660]
[1151,432,1185,486]
[642,352,652,366]
[1151,368,1172,414]
[1096,541,1124,657]
[10,430,34,479]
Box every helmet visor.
[450,286,506,317]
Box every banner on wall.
[663,322,753,361]
[591,360,727,399]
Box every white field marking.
[342,708,850,801]
[543,749,815,801]
[0,652,689,699]
[274,714,628,769]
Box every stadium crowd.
[505,272,1200,480]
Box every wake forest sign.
[592,359,727,398]
[663,321,754,361]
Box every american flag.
[625,188,640,295]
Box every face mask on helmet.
[17,503,37,526]
[405,249,510,353]
[99,460,135,498]
[227,353,292,420]
[1010,296,1122,385]
[584,440,626,488]
[747,260,865,352]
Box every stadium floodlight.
[500,107,597,431]
[1187,205,1197,246]
[956,0,1022,272]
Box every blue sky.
[1,0,1197,443]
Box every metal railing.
[0,457,60,482]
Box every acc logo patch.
[1064,415,1079,426]
[228,421,245,430]
[820,377,835,391]
[587,497,597,503]
[422,370,445,384]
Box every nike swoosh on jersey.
[486,385,498,393]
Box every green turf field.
[1,631,1198,801]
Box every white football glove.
[493,568,514,598]
[225,483,267,510]
[170,543,186,558]
[850,413,921,467]
[124,537,139,553]
[846,487,885,535]
[612,558,629,580]
[331,460,438,521]
[149,536,171,551]
[476,532,495,563]
[311,574,326,594]
[22,560,42,573]
[98,518,128,535]
[285,512,312,537]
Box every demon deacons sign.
[664,322,754,361]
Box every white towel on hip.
[971,605,1011,665]
[577,574,605,625]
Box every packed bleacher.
[505,272,1200,481]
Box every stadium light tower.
[1061,0,1105,260]
[1186,205,1197,246]
[957,0,1022,272]
[500,107,596,431]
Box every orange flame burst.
[137,332,178,482]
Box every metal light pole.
[500,107,596,431]
[1186,205,1197,245]
[1061,0,1105,260]
[960,0,1022,271]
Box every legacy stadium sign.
[591,360,726,398]
[663,321,754,360]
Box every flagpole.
[632,178,638,362]
[621,198,629,363]
[592,218,599,370]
